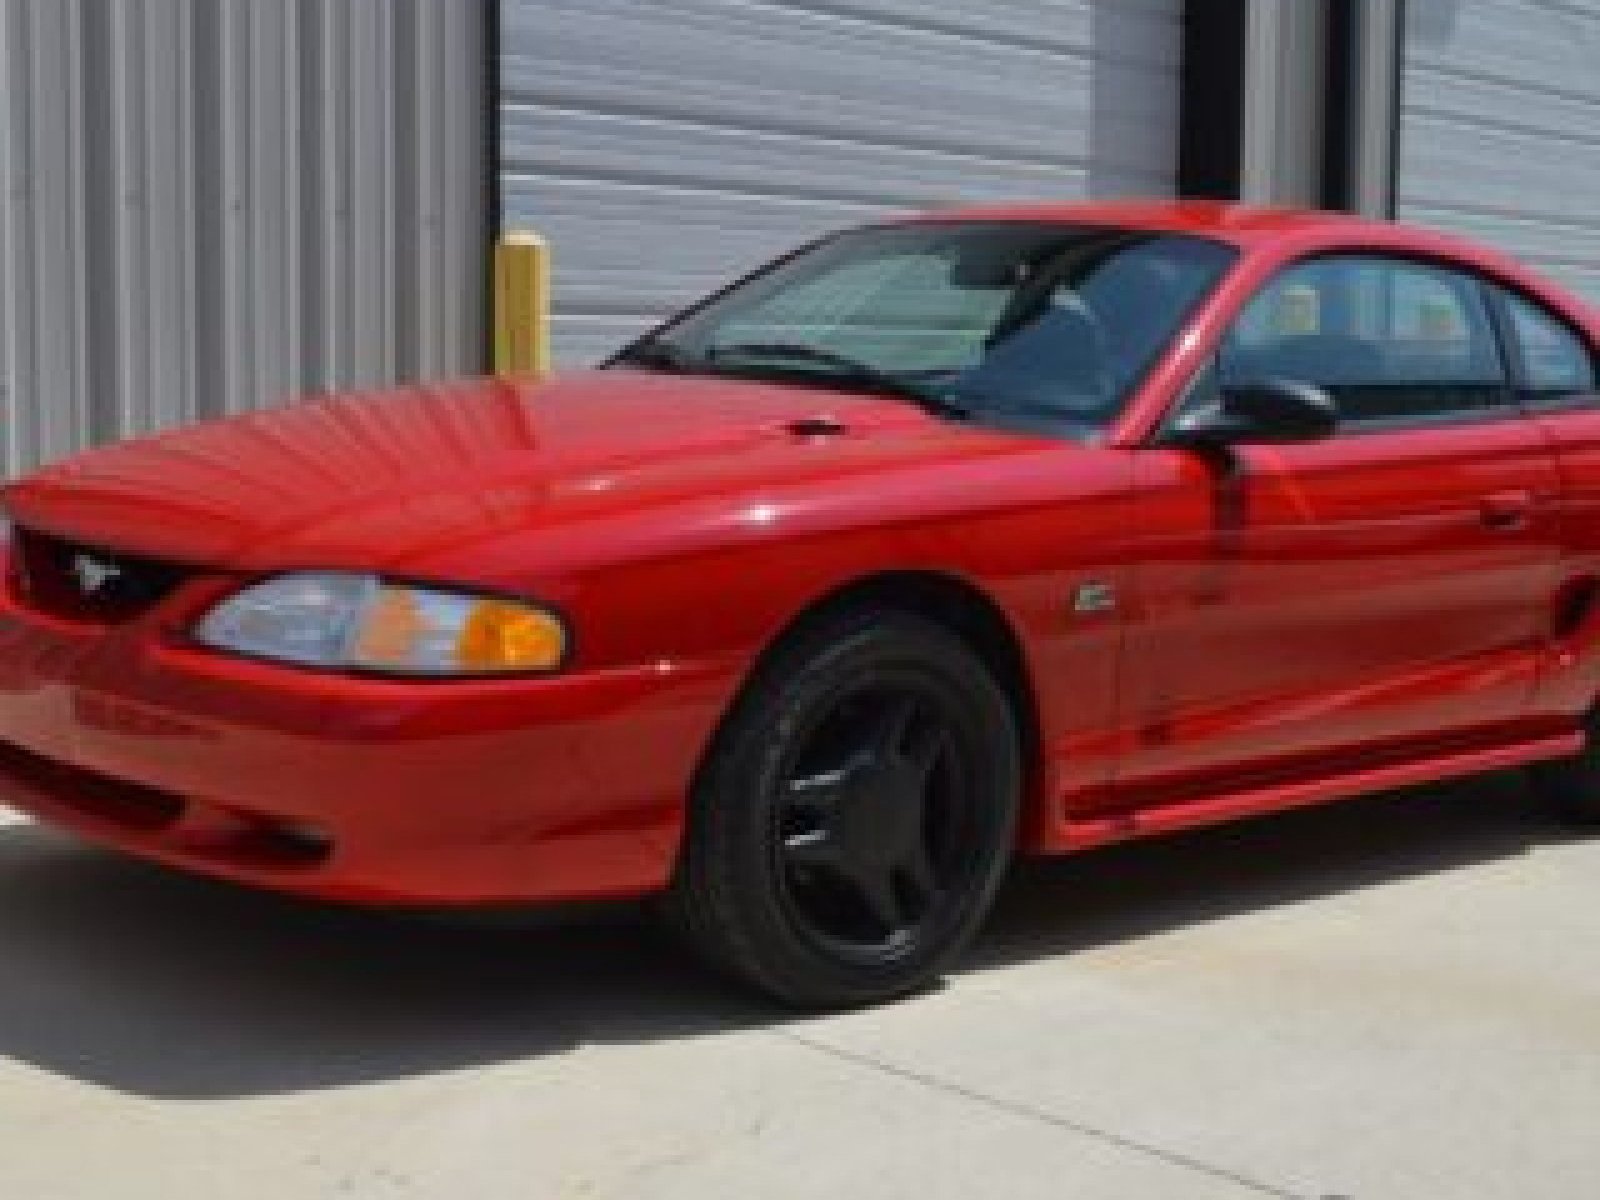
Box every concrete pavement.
[0,770,1597,1199]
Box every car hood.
[3,371,1060,580]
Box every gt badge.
[1072,581,1118,615]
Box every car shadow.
[976,770,1575,968]
[0,769,1580,1100]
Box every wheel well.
[761,571,1042,777]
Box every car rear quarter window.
[1499,289,1599,404]
[1221,254,1511,429]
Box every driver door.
[1107,253,1562,806]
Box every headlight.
[194,572,568,675]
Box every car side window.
[1499,289,1598,404]
[1219,255,1510,429]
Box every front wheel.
[667,611,1021,1009]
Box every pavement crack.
[776,1029,1310,1200]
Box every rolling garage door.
[1398,0,1600,305]
[499,0,1184,364]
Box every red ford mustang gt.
[4,201,1600,1008]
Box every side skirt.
[1048,730,1583,853]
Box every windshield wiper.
[613,337,700,373]
[708,341,973,420]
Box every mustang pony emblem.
[70,553,123,595]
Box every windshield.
[611,221,1236,432]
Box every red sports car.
[4,201,1600,1008]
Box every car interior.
[1219,257,1513,427]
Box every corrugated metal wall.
[1398,0,1600,304]
[500,0,1184,365]
[0,0,489,478]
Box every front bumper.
[0,563,732,907]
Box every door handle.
[1479,490,1534,531]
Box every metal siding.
[0,0,488,477]
[499,0,1184,365]
[1398,0,1600,303]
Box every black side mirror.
[1166,377,1339,449]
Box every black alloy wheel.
[667,610,1020,1009]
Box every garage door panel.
[738,0,1180,68]
[1405,67,1600,151]
[504,107,1113,211]
[1407,0,1600,97]
[1399,0,1600,305]
[505,4,1175,175]
[502,0,1181,363]
[505,77,1174,184]
[505,0,1180,88]
[1401,116,1600,230]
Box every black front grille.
[10,527,191,623]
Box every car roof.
[907,199,1399,247]
[902,198,1572,302]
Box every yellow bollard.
[493,230,552,378]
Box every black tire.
[1529,716,1600,825]
[666,609,1021,1009]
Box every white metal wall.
[500,0,1184,365]
[0,0,489,477]
[1398,0,1600,304]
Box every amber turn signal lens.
[456,599,567,672]
[347,585,567,674]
